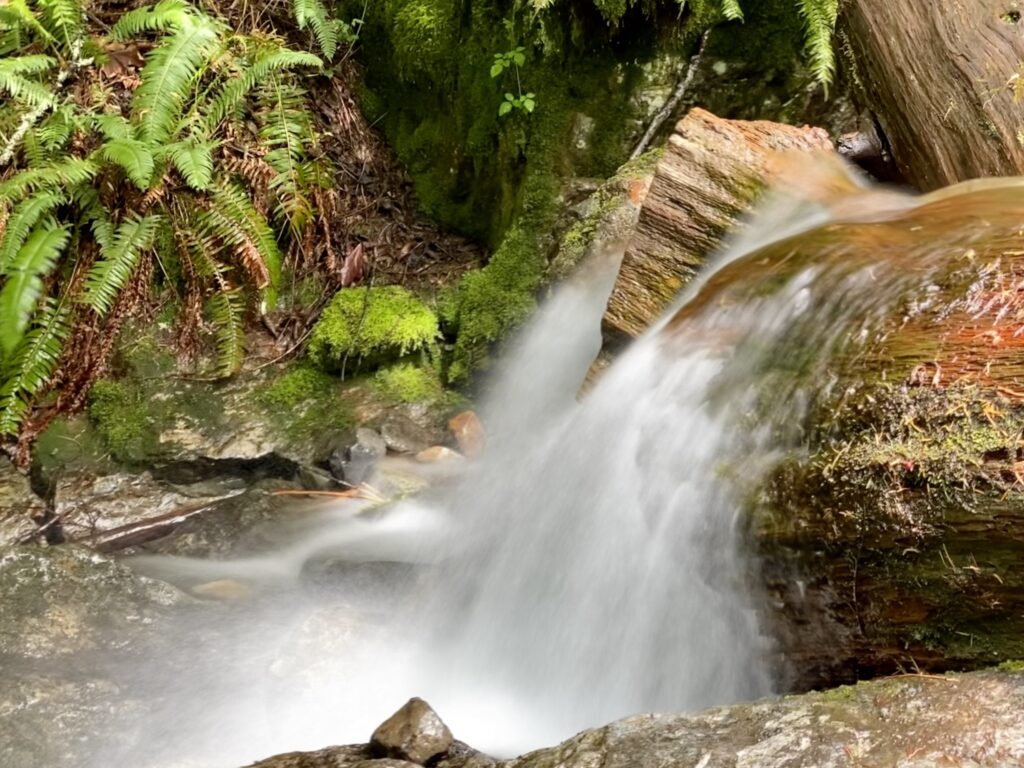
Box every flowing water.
[69,165,1024,766]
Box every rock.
[381,415,434,455]
[54,469,241,545]
[415,446,464,464]
[0,458,47,546]
[603,108,833,341]
[191,579,253,600]
[447,412,485,458]
[0,544,188,659]
[370,697,454,764]
[331,428,388,484]
[244,670,1024,768]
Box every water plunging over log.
[80,165,1024,767]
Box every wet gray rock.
[245,670,1024,768]
[370,697,454,764]
[0,458,47,546]
[0,544,188,658]
[381,415,434,455]
[0,545,189,768]
[330,428,387,484]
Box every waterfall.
[93,166,1024,767]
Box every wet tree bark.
[844,0,1024,188]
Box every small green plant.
[292,0,360,60]
[491,47,535,116]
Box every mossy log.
[843,0,1024,188]
[602,108,833,343]
[701,178,1024,689]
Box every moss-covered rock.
[374,362,445,405]
[308,286,439,373]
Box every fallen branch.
[629,29,711,161]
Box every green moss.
[258,364,337,410]
[374,362,444,404]
[88,379,161,464]
[998,660,1024,672]
[308,286,440,372]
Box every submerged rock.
[331,428,388,485]
[381,414,435,455]
[370,697,454,764]
[447,411,485,458]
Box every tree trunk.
[844,0,1024,188]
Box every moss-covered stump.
[603,109,834,342]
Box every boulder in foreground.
[246,670,1024,767]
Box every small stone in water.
[448,411,485,458]
[415,446,464,464]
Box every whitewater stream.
[76,165,1024,767]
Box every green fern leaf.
[0,222,69,353]
[0,191,65,272]
[109,0,195,39]
[82,214,161,315]
[203,47,321,132]
[255,77,314,237]
[208,180,282,301]
[101,137,156,190]
[0,54,57,105]
[0,157,97,199]
[132,16,222,144]
[0,298,69,436]
[166,139,215,190]
[720,0,743,20]
[94,113,133,141]
[35,0,83,55]
[796,0,839,85]
[206,289,245,377]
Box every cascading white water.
[84,167,948,767]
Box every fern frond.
[293,0,340,60]
[0,298,69,436]
[82,214,161,315]
[194,181,281,309]
[35,0,84,55]
[255,76,314,237]
[202,47,321,132]
[101,137,156,190]
[165,138,215,190]
[0,157,97,199]
[132,15,222,143]
[0,191,65,272]
[0,221,69,353]
[720,0,743,20]
[796,0,838,85]
[109,0,195,39]
[206,288,245,377]
[0,55,57,105]
[93,112,133,141]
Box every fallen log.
[843,0,1024,187]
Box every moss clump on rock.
[374,363,445,404]
[258,365,338,410]
[87,379,161,464]
[308,286,440,373]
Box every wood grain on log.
[603,108,833,341]
[844,0,1024,188]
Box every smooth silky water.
[80,162,1024,767]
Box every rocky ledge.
[248,669,1024,768]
